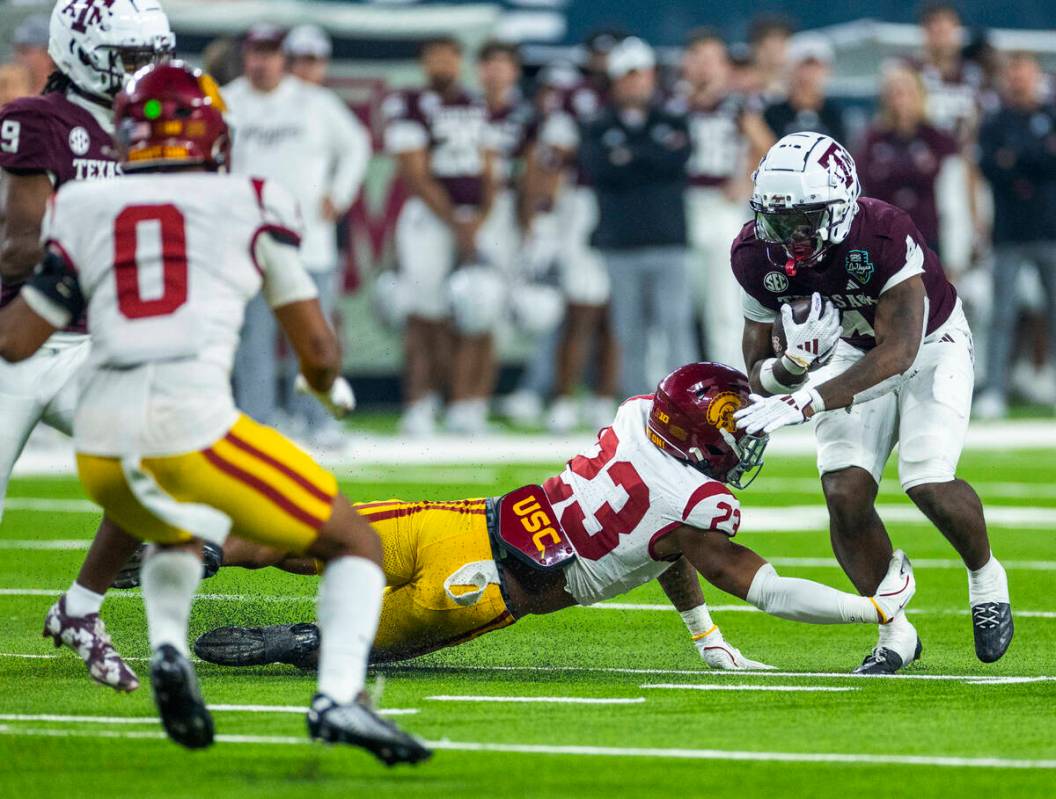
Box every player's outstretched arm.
[661,526,915,625]
[657,556,774,670]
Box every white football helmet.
[370,270,412,331]
[751,132,861,274]
[49,0,175,104]
[510,282,565,336]
[447,262,506,336]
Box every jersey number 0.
[113,204,189,319]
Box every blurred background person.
[383,37,498,435]
[529,31,622,432]
[673,27,773,370]
[857,62,971,275]
[582,37,696,398]
[225,23,371,447]
[763,35,845,143]
[284,24,332,85]
[11,14,52,96]
[974,51,1056,419]
[0,63,31,107]
[747,14,795,99]
[914,2,983,142]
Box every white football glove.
[694,627,776,671]
[870,549,916,624]
[781,293,841,373]
[294,374,356,420]
[734,389,824,435]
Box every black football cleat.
[150,644,214,749]
[972,602,1014,663]
[853,637,923,675]
[113,542,223,589]
[307,693,432,766]
[194,622,320,670]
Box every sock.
[316,556,385,704]
[141,550,201,658]
[877,612,918,661]
[64,581,105,618]
[968,553,1009,605]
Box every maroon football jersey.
[383,86,489,207]
[905,56,984,141]
[487,95,537,186]
[732,197,957,351]
[856,123,959,248]
[0,91,118,332]
[667,90,762,187]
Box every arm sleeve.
[323,93,371,210]
[746,563,876,624]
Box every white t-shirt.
[29,173,317,457]
[223,75,370,272]
[546,397,742,605]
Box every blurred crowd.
[3,1,1056,441]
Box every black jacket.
[579,104,690,250]
[978,102,1056,244]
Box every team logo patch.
[68,126,90,156]
[845,250,874,284]
[763,271,789,293]
[707,391,742,434]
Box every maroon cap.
[244,22,286,49]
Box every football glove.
[295,374,356,419]
[694,626,776,671]
[781,292,841,373]
[734,388,825,435]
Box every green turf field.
[0,449,1053,798]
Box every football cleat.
[870,549,916,623]
[43,595,140,692]
[194,622,320,670]
[112,542,223,589]
[972,602,1014,663]
[150,644,214,749]
[853,637,923,675]
[307,692,432,766]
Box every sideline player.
[0,0,174,692]
[0,62,429,763]
[187,363,916,671]
[383,36,499,435]
[732,132,1012,674]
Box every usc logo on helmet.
[707,392,742,433]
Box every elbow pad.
[24,250,83,327]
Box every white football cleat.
[547,396,580,434]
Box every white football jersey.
[38,172,317,457]
[545,397,742,605]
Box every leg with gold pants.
[354,499,515,662]
[76,414,338,552]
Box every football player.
[383,36,499,436]
[188,363,916,673]
[670,28,774,370]
[732,132,1013,674]
[0,62,429,763]
[0,0,174,693]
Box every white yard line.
[641,684,857,693]
[424,695,645,705]
[0,725,1052,769]
[0,708,417,723]
[3,498,97,512]
[0,540,92,550]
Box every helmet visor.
[752,205,830,247]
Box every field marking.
[754,477,1056,500]
[208,704,418,716]
[0,540,93,550]
[3,498,97,512]
[0,713,156,725]
[425,695,645,705]
[640,684,858,693]
[0,725,1052,769]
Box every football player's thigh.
[373,504,512,661]
[898,327,974,490]
[39,340,92,436]
[75,454,189,544]
[0,355,51,512]
[396,199,455,320]
[814,393,899,484]
[143,415,338,554]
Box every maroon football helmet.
[114,61,230,172]
[647,362,768,489]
